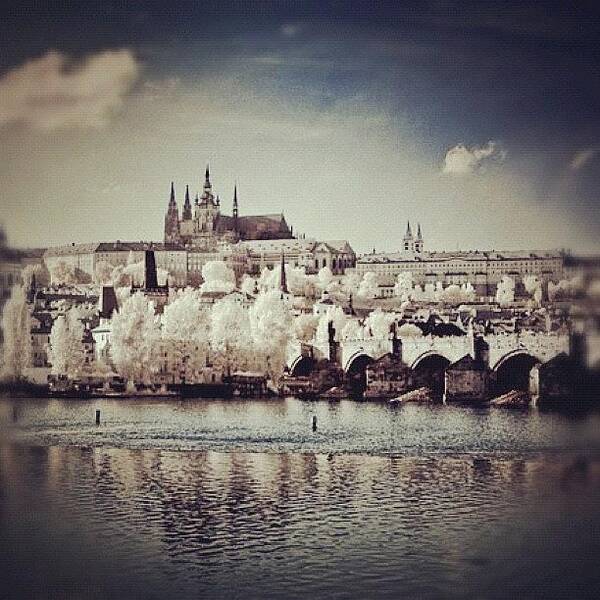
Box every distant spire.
[204,164,211,189]
[168,181,176,207]
[233,184,239,219]
[417,223,422,240]
[183,185,192,219]
[405,220,412,238]
[280,253,288,294]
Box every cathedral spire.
[417,223,422,240]
[204,164,211,189]
[233,184,239,217]
[183,185,192,219]
[405,220,412,238]
[168,182,176,207]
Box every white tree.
[200,261,235,294]
[294,313,319,343]
[0,285,32,382]
[48,309,85,378]
[393,271,413,302]
[316,305,347,343]
[364,309,396,339]
[249,290,294,381]
[161,289,210,382]
[358,272,379,299]
[240,274,257,296]
[495,276,515,307]
[210,296,252,373]
[317,266,334,289]
[441,284,464,305]
[257,264,310,296]
[110,292,161,385]
[341,272,362,296]
[341,319,364,341]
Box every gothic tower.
[415,223,424,253]
[182,184,192,220]
[403,221,413,252]
[164,182,180,243]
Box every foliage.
[48,309,85,378]
[200,261,235,294]
[110,292,160,384]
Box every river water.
[1,396,600,599]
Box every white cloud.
[0,49,140,131]
[442,141,505,175]
[280,23,303,38]
[570,148,597,171]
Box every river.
[1,396,600,599]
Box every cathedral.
[164,166,293,249]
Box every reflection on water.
[1,397,600,599]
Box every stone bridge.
[287,331,570,374]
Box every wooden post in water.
[312,415,317,432]
[95,409,101,425]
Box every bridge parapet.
[401,335,474,368]
[485,332,570,370]
[341,337,393,371]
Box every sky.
[0,0,599,254]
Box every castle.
[164,166,293,249]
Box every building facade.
[241,238,356,275]
[357,223,564,298]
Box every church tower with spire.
[402,221,424,253]
[164,182,180,243]
[403,221,413,252]
[194,164,220,241]
[415,223,424,253]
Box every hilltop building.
[164,166,293,249]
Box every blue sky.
[0,1,598,253]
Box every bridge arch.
[344,352,374,397]
[289,355,317,377]
[410,350,453,370]
[493,351,540,395]
[411,352,451,396]
[491,349,543,372]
